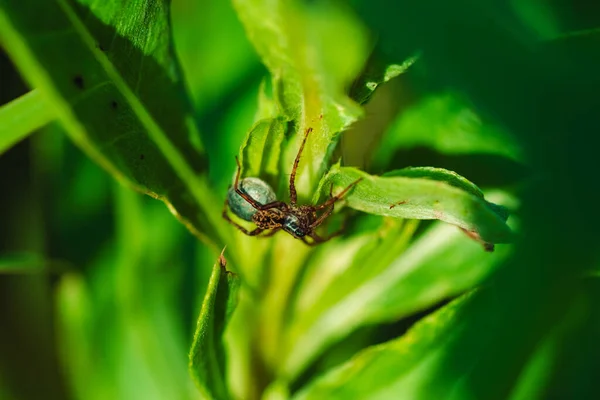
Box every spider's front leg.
[232,157,286,212]
[313,178,363,211]
[305,227,345,245]
[309,182,336,229]
[289,127,313,205]
[232,157,265,210]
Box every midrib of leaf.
[233,0,368,196]
[0,1,228,247]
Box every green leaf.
[56,182,199,400]
[256,78,279,121]
[374,91,523,166]
[0,90,54,155]
[0,0,227,247]
[292,294,470,400]
[282,221,511,379]
[240,117,287,188]
[295,269,590,400]
[349,53,419,105]
[55,273,99,400]
[232,0,369,193]
[189,252,241,400]
[320,164,513,245]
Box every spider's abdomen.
[227,177,276,221]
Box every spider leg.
[289,127,313,205]
[232,156,265,210]
[309,181,335,228]
[233,157,288,211]
[309,203,334,229]
[309,205,351,244]
[308,229,342,244]
[300,236,319,246]
[256,200,288,211]
[313,177,363,211]
[222,202,265,236]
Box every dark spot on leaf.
[460,227,495,252]
[389,200,407,209]
[110,100,118,109]
[73,75,84,90]
[97,43,106,52]
[139,154,145,160]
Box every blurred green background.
[1,0,600,399]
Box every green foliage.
[321,164,512,244]
[0,0,225,247]
[189,253,240,400]
[233,0,369,192]
[1,0,599,399]
[292,294,470,400]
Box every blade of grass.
[189,251,240,400]
[0,90,54,154]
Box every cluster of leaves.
[1,0,599,400]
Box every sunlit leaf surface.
[321,164,513,244]
[233,0,369,194]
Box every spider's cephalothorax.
[223,127,362,245]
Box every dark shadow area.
[352,0,600,398]
[382,147,529,189]
[0,51,73,400]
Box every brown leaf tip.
[218,246,227,268]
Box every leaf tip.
[219,246,227,269]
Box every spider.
[222,127,362,245]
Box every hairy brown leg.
[222,201,265,236]
[232,157,289,211]
[289,127,313,205]
[307,228,344,245]
[256,200,288,211]
[313,177,363,211]
[310,203,334,229]
[309,197,349,243]
[300,236,319,246]
[310,182,335,229]
[232,156,266,210]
